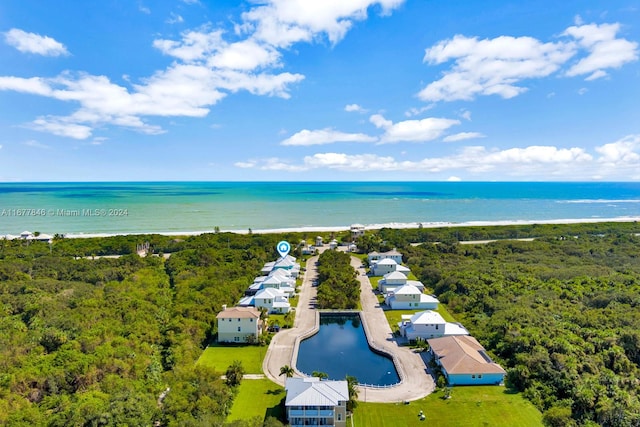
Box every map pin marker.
[277,240,290,258]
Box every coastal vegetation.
[315,250,360,309]
[1,221,639,425]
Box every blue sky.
[0,0,639,182]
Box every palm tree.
[279,365,294,378]
[312,371,328,380]
[345,375,359,412]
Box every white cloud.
[578,87,588,95]
[281,128,376,146]
[419,34,573,102]
[460,110,472,121]
[166,13,184,25]
[234,161,256,168]
[242,0,405,47]
[443,132,485,142]
[564,23,638,80]
[345,103,365,112]
[596,134,640,165]
[0,2,404,139]
[3,29,69,56]
[447,176,462,182]
[182,0,200,4]
[419,21,638,102]
[404,105,433,117]
[370,114,460,143]
[237,145,594,177]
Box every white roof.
[419,294,440,304]
[238,296,254,306]
[285,377,349,407]
[406,280,424,288]
[383,271,407,280]
[377,258,398,266]
[255,288,285,299]
[395,265,411,273]
[409,310,446,325]
[392,284,422,295]
[443,323,469,336]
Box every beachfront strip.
[217,241,506,424]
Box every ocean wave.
[558,199,640,204]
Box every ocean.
[1,182,640,237]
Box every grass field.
[196,343,267,374]
[354,386,542,427]
[227,379,285,423]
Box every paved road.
[262,254,320,386]
[262,250,435,402]
[351,256,435,402]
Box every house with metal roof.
[285,377,349,427]
[216,306,262,343]
[384,284,439,310]
[367,249,403,264]
[398,310,469,340]
[427,335,506,386]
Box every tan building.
[216,306,262,343]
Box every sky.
[0,0,639,182]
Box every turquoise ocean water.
[1,182,640,236]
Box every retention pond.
[296,313,400,386]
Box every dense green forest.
[359,224,640,426]
[0,232,288,426]
[2,222,640,426]
[315,250,360,309]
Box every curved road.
[262,250,435,402]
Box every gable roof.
[427,335,506,375]
[255,288,285,299]
[392,284,422,295]
[216,306,260,319]
[376,258,398,266]
[285,377,349,407]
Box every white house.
[285,377,349,427]
[427,335,506,386]
[367,249,403,265]
[377,271,407,293]
[329,239,339,249]
[385,284,439,310]
[370,258,398,276]
[254,288,291,314]
[216,306,262,343]
[398,310,469,340]
[350,224,365,239]
[261,255,300,277]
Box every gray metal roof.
[285,377,349,407]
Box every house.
[254,288,291,314]
[285,377,349,427]
[398,310,469,340]
[315,236,323,247]
[350,224,365,238]
[329,239,339,249]
[261,255,300,277]
[216,306,262,343]
[384,284,439,310]
[427,335,506,386]
[378,271,407,292]
[367,249,403,265]
[370,258,398,276]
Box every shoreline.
[33,216,640,239]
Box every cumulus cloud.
[419,21,638,102]
[596,134,640,165]
[3,29,69,56]
[0,1,404,139]
[281,128,376,146]
[564,23,638,80]
[443,132,485,142]
[370,114,460,143]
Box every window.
[234,336,239,342]
[337,413,342,421]
[237,327,241,332]
[472,374,476,379]
[250,319,253,322]
[435,324,439,329]
[478,375,482,379]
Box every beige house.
[216,306,262,343]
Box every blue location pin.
[277,241,290,258]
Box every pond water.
[296,313,400,386]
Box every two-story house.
[398,310,469,340]
[384,284,439,310]
[216,306,262,343]
[285,377,349,427]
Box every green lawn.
[196,343,267,374]
[227,379,285,423]
[354,387,542,427]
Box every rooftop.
[427,335,506,375]
[285,377,349,407]
[216,306,260,319]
